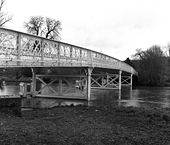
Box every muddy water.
[0,85,170,108]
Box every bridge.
[0,27,137,102]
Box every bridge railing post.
[70,46,73,65]
[58,43,60,66]
[87,51,92,66]
[41,39,44,66]
[16,33,21,66]
[80,49,82,65]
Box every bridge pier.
[87,68,93,101]
[130,73,133,90]
[31,68,36,97]
[119,70,122,90]
[118,70,122,99]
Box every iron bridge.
[0,28,137,103]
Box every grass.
[0,105,170,145]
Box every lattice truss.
[35,75,87,98]
[43,40,58,59]
[121,76,131,85]
[20,35,42,57]
[91,74,119,89]
[0,30,17,58]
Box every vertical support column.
[130,73,133,90]
[16,33,21,66]
[119,70,122,90]
[87,68,93,101]
[31,68,36,97]
[118,70,122,100]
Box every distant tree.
[24,16,62,40]
[0,0,12,27]
[133,45,166,86]
[124,57,134,68]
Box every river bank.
[0,105,170,145]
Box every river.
[0,85,170,108]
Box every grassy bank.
[0,105,170,145]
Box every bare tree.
[44,17,61,40]
[24,16,44,36]
[0,0,12,27]
[24,16,62,40]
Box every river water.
[91,87,170,108]
[0,85,170,108]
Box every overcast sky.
[4,0,170,60]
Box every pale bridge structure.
[0,28,137,102]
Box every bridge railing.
[0,27,137,75]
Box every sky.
[3,0,170,60]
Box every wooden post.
[87,51,92,67]
[119,70,122,90]
[16,33,21,66]
[41,39,44,66]
[70,46,73,65]
[118,89,121,100]
[118,70,122,100]
[58,43,60,66]
[130,73,133,90]
[31,68,36,97]
[87,68,93,101]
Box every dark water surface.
[0,85,170,108]
[91,87,170,108]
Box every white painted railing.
[0,28,137,75]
